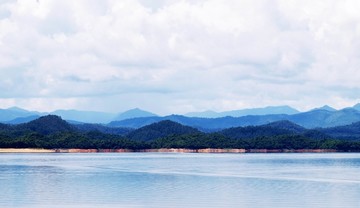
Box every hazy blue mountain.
[65,120,85,125]
[2,105,360,130]
[109,114,289,130]
[113,108,158,121]
[311,105,336,112]
[353,103,360,111]
[126,120,200,141]
[164,114,292,130]
[4,115,41,124]
[289,108,360,128]
[6,107,31,113]
[108,116,163,128]
[185,105,299,118]
[0,107,41,122]
[185,110,220,118]
[288,110,333,128]
[2,115,360,151]
[109,108,360,130]
[220,105,299,117]
[325,109,360,126]
[51,110,115,123]
[1,107,158,124]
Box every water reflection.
[0,153,359,207]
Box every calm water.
[0,153,360,208]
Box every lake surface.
[0,153,360,208]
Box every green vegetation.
[1,115,360,151]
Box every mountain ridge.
[1,115,360,152]
[109,108,360,130]
[312,105,336,112]
[186,105,299,118]
[113,108,158,121]
[1,103,360,126]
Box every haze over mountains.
[0,107,158,124]
[1,106,360,152]
[185,105,300,118]
[1,114,360,152]
[1,104,360,131]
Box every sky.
[0,0,360,115]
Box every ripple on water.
[0,153,360,208]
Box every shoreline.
[0,148,341,153]
[0,148,56,153]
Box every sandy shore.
[0,148,56,153]
[0,148,339,153]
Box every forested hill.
[0,115,360,151]
[18,115,75,135]
[127,120,200,141]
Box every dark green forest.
[1,115,360,151]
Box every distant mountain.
[288,110,333,128]
[2,104,360,131]
[109,108,360,130]
[18,115,75,135]
[6,107,31,113]
[65,120,85,125]
[289,108,360,128]
[0,107,40,122]
[185,105,299,118]
[126,120,200,141]
[2,116,360,151]
[109,114,289,130]
[312,105,336,112]
[1,107,158,124]
[113,108,158,121]
[185,110,220,118]
[109,116,162,128]
[51,110,115,123]
[4,115,41,124]
[353,103,360,111]
[220,105,299,117]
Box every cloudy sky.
[0,0,360,115]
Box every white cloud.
[0,0,359,114]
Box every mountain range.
[109,108,360,130]
[0,107,158,124]
[1,115,360,144]
[0,107,42,122]
[1,113,360,152]
[185,105,299,118]
[1,104,360,130]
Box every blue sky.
[0,0,360,115]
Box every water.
[0,153,359,208]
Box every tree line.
[1,131,360,151]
